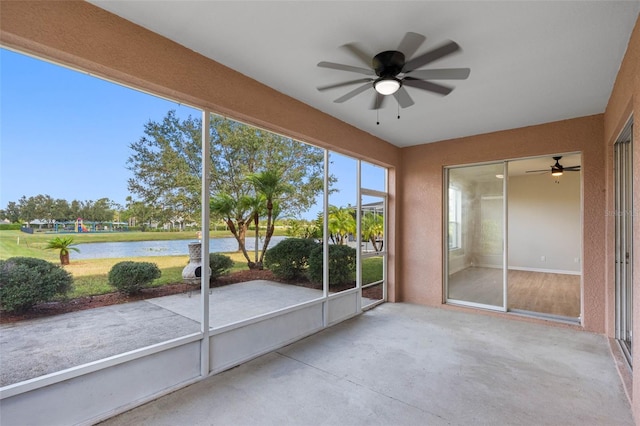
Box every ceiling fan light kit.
[316,32,470,117]
[374,78,401,95]
[551,168,563,177]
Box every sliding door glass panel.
[447,164,505,309]
[507,155,581,319]
[615,120,633,362]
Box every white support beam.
[200,110,211,377]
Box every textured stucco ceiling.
[91,1,640,147]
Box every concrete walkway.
[0,281,322,386]
[100,303,634,426]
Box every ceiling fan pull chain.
[397,101,400,120]
[376,108,380,125]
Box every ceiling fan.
[316,32,470,111]
[526,156,581,176]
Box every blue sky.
[1,48,384,219]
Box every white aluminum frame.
[614,117,634,364]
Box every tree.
[18,195,37,225]
[207,116,324,253]
[3,201,20,223]
[246,169,288,269]
[210,193,254,265]
[45,236,80,265]
[78,198,114,222]
[52,199,72,223]
[128,111,326,267]
[127,111,201,229]
[327,205,356,245]
[362,211,384,251]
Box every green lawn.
[0,229,384,300]
[67,252,250,298]
[361,257,384,284]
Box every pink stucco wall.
[604,14,640,421]
[398,115,606,332]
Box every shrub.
[0,257,73,313]
[209,253,234,280]
[308,244,356,287]
[108,261,161,295]
[0,223,22,230]
[264,238,319,280]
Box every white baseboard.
[508,266,581,276]
[467,264,580,276]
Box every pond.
[73,236,287,260]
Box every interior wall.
[602,13,639,422]
[508,172,581,273]
[399,114,604,332]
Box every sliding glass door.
[615,119,633,364]
[446,163,506,311]
[446,155,583,322]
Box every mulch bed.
[0,270,382,324]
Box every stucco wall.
[603,14,639,422]
[398,115,605,331]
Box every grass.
[67,252,250,298]
[1,229,384,300]
[361,257,384,284]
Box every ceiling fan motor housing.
[372,50,405,77]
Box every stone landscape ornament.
[182,242,209,284]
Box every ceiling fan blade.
[370,92,388,110]
[403,40,461,72]
[318,61,375,76]
[564,166,581,170]
[393,86,414,108]
[405,68,470,80]
[334,83,372,103]
[317,78,374,91]
[565,169,581,172]
[397,32,426,58]
[341,43,373,68]
[526,169,550,173]
[403,77,453,96]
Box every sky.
[0,48,385,219]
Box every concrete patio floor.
[100,303,634,426]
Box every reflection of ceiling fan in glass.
[526,156,581,177]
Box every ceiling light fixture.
[551,166,563,176]
[374,78,401,95]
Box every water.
[73,236,287,260]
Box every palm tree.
[246,194,266,266]
[45,236,80,265]
[328,205,356,245]
[247,169,288,269]
[362,211,384,251]
[210,193,253,265]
